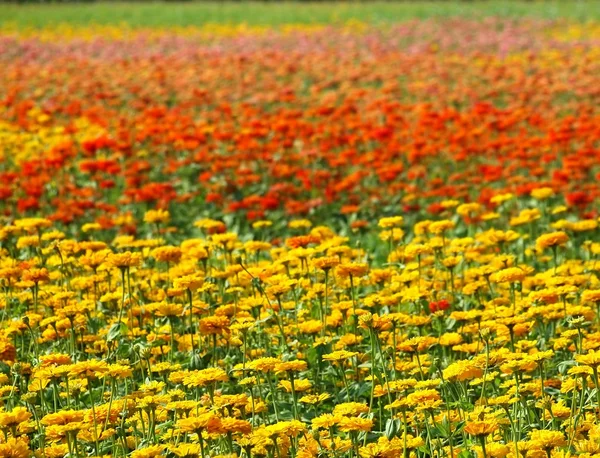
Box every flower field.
[2,13,600,458]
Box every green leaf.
[107,322,128,342]
[384,418,400,439]
[458,451,476,458]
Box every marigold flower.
[300,393,330,404]
[279,379,312,392]
[312,256,340,271]
[576,350,600,368]
[428,220,455,235]
[536,231,569,251]
[335,262,369,278]
[144,209,170,224]
[169,443,202,458]
[154,302,184,318]
[338,417,373,432]
[275,360,307,373]
[151,246,182,263]
[247,357,281,373]
[177,413,223,434]
[443,360,483,382]
[531,187,555,200]
[490,267,527,283]
[182,368,228,387]
[464,420,498,437]
[0,407,31,428]
[173,274,204,291]
[322,350,358,362]
[0,438,31,458]
[106,251,142,269]
[378,216,403,229]
[529,429,566,450]
[199,316,230,335]
[41,410,85,426]
[333,402,369,416]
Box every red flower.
[205,193,222,204]
[429,300,451,313]
[17,197,40,213]
[437,299,451,311]
[99,180,115,189]
[427,203,445,215]
[566,191,592,208]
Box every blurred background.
[0,1,595,27]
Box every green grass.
[0,1,597,28]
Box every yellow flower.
[378,216,403,228]
[333,402,369,416]
[104,364,133,379]
[198,316,230,335]
[338,417,373,432]
[247,357,281,373]
[336,262,369,278]
[14,217,52,232]
[443,360,483,382]
[404,243,432,258]
[131,445,165,458]
[194,218,225,231]
[264,419,306,437]
[0,438,31,458]
[288,219,312,229]
[490,267,527,283]
[312,256,340,271]
[582,290,600,303]
[510,208,541,226]
[41,410,84,426]
[484,229,520,245]
[299,393,330,404]
[252,220,273,229]
[464,420,498,436]
[154,302,184,318]
[529,429,566,450]
[279,379,312,392]
[0,407,31,428]
[576,350,600,368]
[144,209,170,224]
[151,246,182,263]
[173,274,204,291]
[429,220,455,235]
[531,187,555,200]
[322,350,358,362]
[311,413,338,429]
[168,443,202,458]
[490,193,513,205]
[177,413,223,434]
[106,251,142,269]
[571,219,598,232]
[244,240,271,253]
[221,417,252,434]
[536,231,569,250]
[275,360,307,373]
[406,389,440,405]
[456,203,481,217]
[182,368,228,387]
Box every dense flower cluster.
[1,19,600,458]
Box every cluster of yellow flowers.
[0,198,599,458]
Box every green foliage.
[0,1,597,28]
